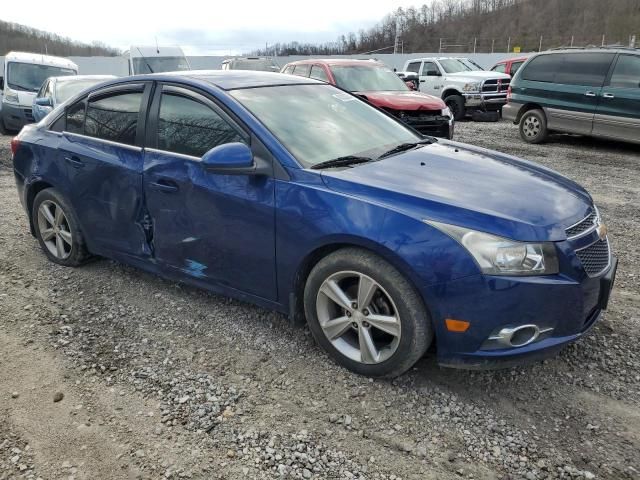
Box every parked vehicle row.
[281,59,454,139]
[11,70,616,378]
[401,57,511,120]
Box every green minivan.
[503,48,640,144]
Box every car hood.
[7,90,36,107]
[444,71,510,81]
[320,141,592,242]
[354,90,445,111]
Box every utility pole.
[439,38,443,54]
[631,35,637,48]
[570,36,574,47]
[491,39,495,53]
[602,34,606,46]
[507,36,511,53]
[393,17,401,54]
[473,37,477,54]
[539,36,543,52]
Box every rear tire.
[32,188,90,267]
[445,94,466,121]
[519,109,548,144]
[304,248,433,378]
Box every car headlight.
[427,221,559,276]
[4,89,19,104]
[441,106,452,117]
[462,82,481,93]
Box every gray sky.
[3,0,419,54]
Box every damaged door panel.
[142,84,278,301]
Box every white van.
[0,51,78,133]
[124,46,190,75]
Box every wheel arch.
[441,88,462,100]
[515,103,546,123]
[289,237,433,330]
[26,179,55,236]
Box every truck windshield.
[7,63,76,92]
[331,65,408,92]
[231,84,420,167]
[228,59,279,71]
[439,59,473,74]
[131,56,190,74]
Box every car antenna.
[155,37,160,54]
[136,47,155,73]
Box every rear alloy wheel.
[519,109,548,144]
[304,248,432,378]
[33,188,90,267]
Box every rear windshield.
[56,79,111,103]
[229,59,279,72]
[521,53,615,87]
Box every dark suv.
[503,48,640,144]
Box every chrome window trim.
[62,131,143,152]
[144,147,201,162]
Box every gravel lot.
[0,121,639,480]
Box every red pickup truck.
[281,59,454,139]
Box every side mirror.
[202,142,269,176]
[405,81,417,91]
[35,97,53,107]
[426,70,441,77]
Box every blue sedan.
[11,71,616,377]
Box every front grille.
[576,238,610,277]
[392,110,450,135]
[566,211,597,237]
[481,78,510,93]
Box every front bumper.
[395,113,454,139]
[502,102,522,123]
[428,255,617,370]
[463,93,508,111]
[1,102,35,131]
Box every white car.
[402,57,511,120]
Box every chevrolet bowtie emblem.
[596,222,608,240]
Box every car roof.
[53,75,117,83]
[4,51,78,69]
[539,47,639,55]
[286,59,385,68]
[494,56,529,64]
[104,70,323,90]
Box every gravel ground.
[0,121,639,480]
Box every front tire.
[519,109,548,144]
[445,94,466,121]
[32,188,90,267]
[304,248,433,378]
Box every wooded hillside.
[253,0,640,55]
[0,19,119,57]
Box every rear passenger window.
[157,93,245,158]
[555,53,614,87]
[293,64,310,77]
[522,53,614,87]
[406,62,421,74]
[609,55,640,88]
[65,99,86,134]
[310,65,329,82]
[85,91,142,146]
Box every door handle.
[602,93,615,99]
[584,91,597,97]
[64,155,84,168]
[149,179,179,193]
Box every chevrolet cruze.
[11,71,617,377]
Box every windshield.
[231,84,420,167]
[132,56,190,74]
[439,59,473,74]
[461,59,484,71]
[229,59,279,72]
[331,65,408,92]
[7,62,76,92]
[56,79,111,103]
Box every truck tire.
[445,94,466,121]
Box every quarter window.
[609,55,640,88]
[85,91,142,146]
[65,99,86,134]
[310,65,329,82]
[157,93,245,158]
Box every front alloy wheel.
[304,248,433,378]
[316,271,401,364]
